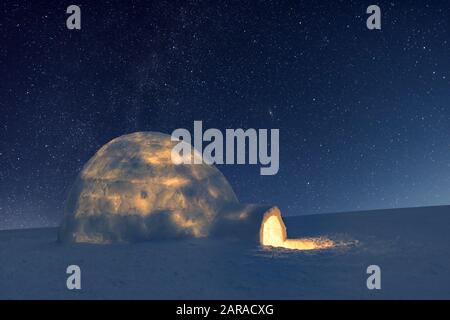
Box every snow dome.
[59,131,333,250]
[58,132,239,243]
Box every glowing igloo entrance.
[260,210,333,250]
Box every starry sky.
[1,0,450,229]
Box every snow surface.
[1,205,449,299]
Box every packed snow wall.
[58,132,240,243]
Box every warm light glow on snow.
[262,215,285,245]
[261,214,334,250]
[171,211,205,237]
[161,177,190,187]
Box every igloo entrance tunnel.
[260,208,333,250]
[59,132,333,250]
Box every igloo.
[59,132,333,250]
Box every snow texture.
[1,205,449,299]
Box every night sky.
[1,0,450,229]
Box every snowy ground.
[0,205,449,299]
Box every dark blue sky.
[1,0,450,229]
